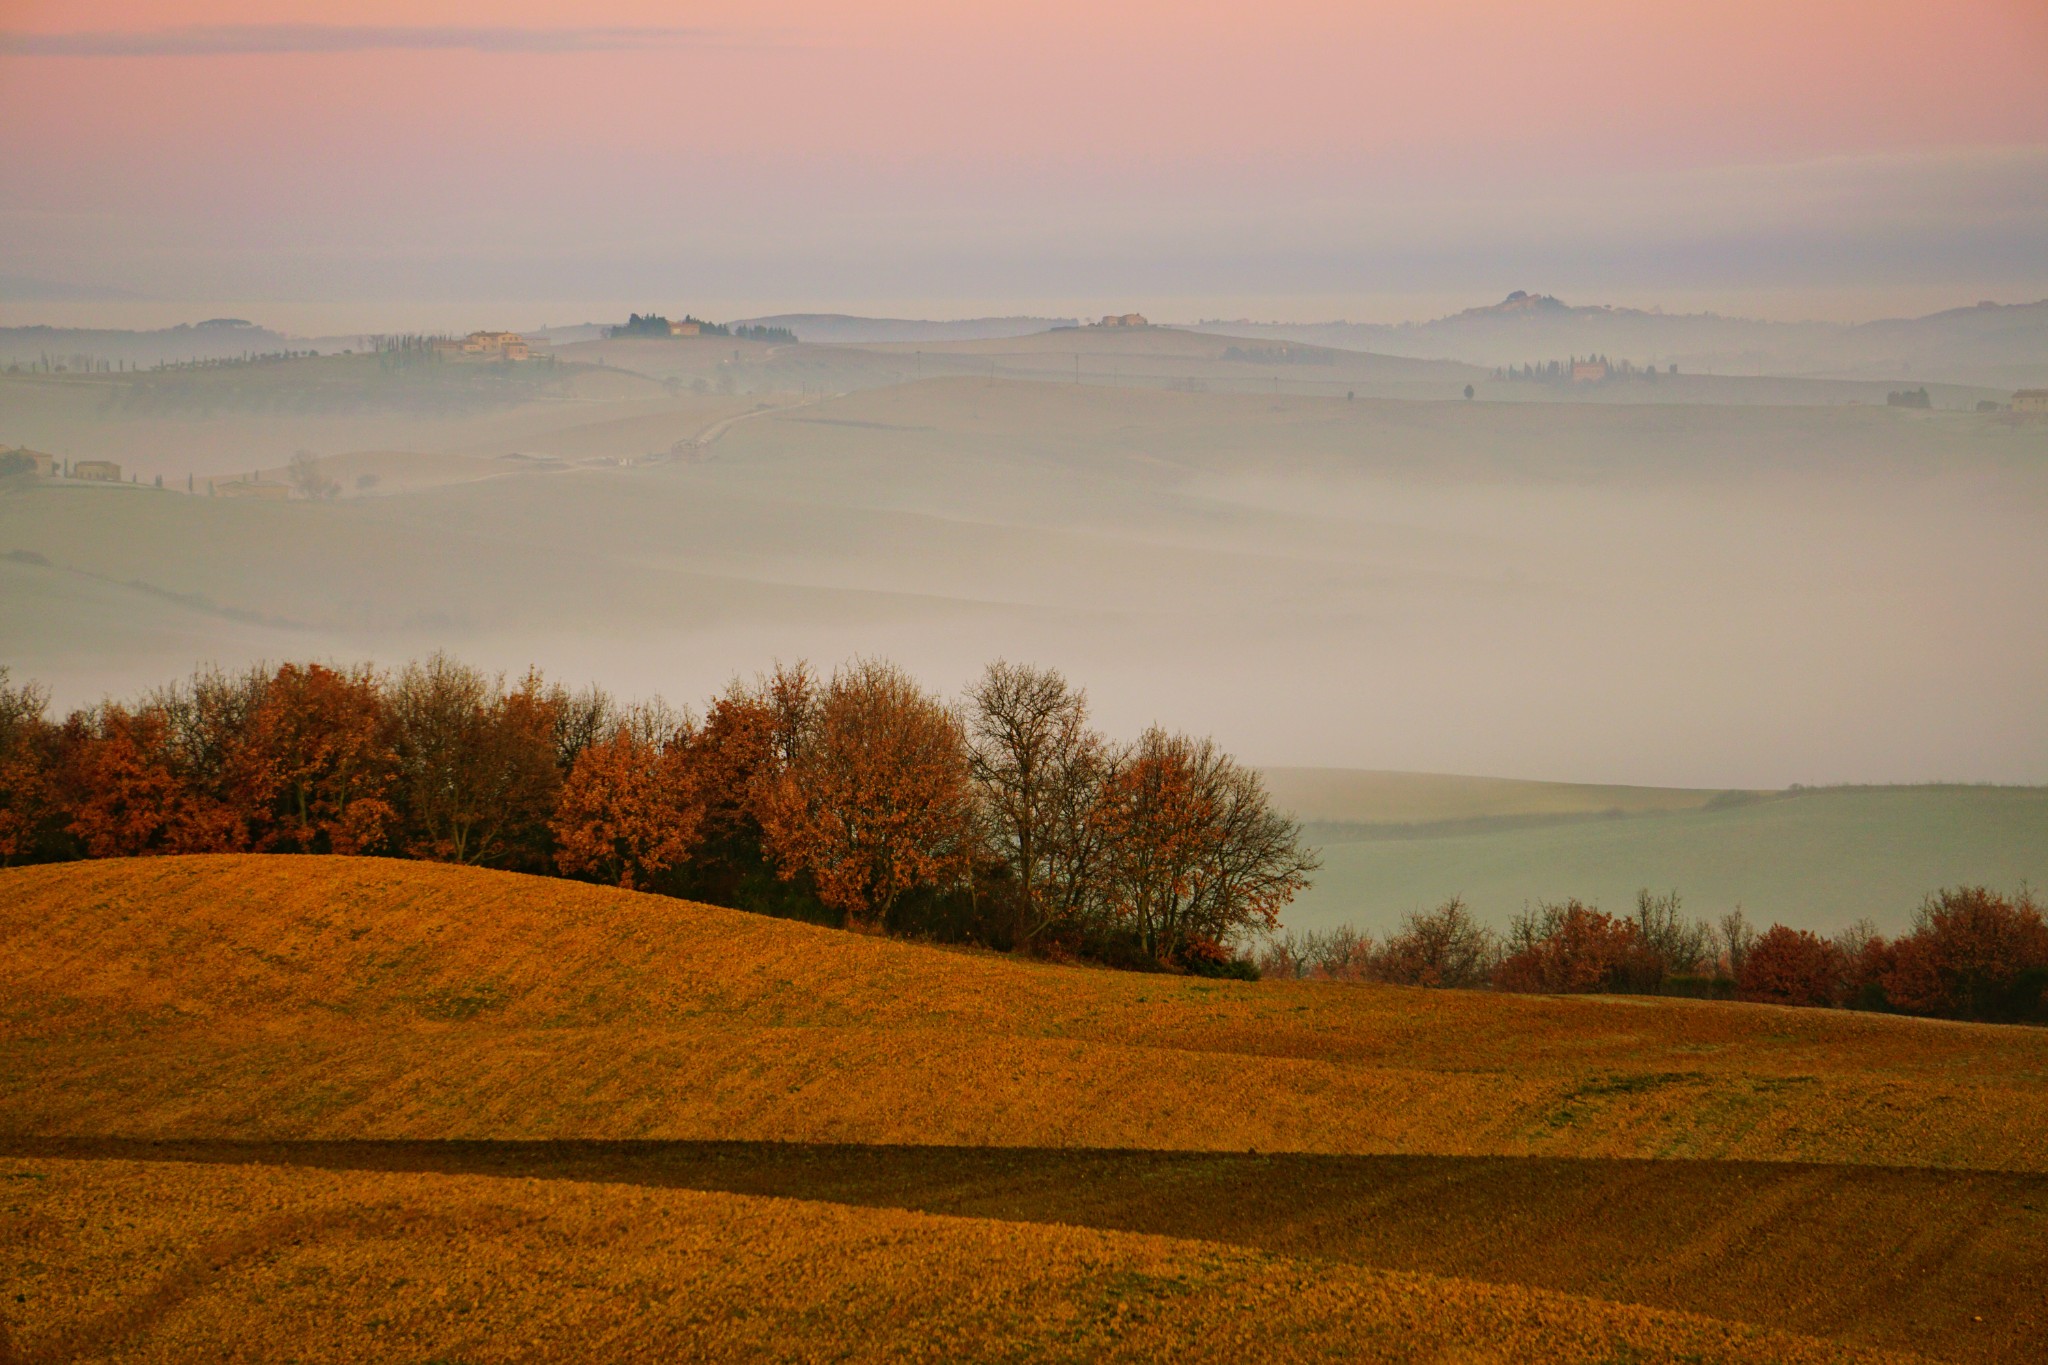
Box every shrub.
[1182,937,1260,980]
[1736,925,1844,1007]
[1659,974,1736,1001]
[1494,900,1660,994]
[1881,887,2048,1022]
[1378,898,1495,988]
[1257,925,1377,982]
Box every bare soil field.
[0,1157,1918,1365]
[2,856,2042,1360]
[2,1139,2037,1362]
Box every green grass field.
[1284,783,2048,936]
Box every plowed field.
[2,856,2041,1361]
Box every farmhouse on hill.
[2014,389,2048,414]
[1571,357,1609,383]
[71,459,122,482]
[609,313,728,340]
[0,445,57,477]
[432,331,533,361]
[1097,313,1148,328]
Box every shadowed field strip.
[4,1139,2040,1363]
[0,1153,1925,1365]
[8,1023,2048,1173]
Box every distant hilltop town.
[608,314,797,344]
[1494,354,1674,385]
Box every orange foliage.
[236,663,398,855]
[1377,899,1493,988]
[0,672,56,866]
[1494,901,1658,994]
[59,706,244,857]
[1093,728,1315,963]
[552,723,702,890]
[757,660,976,925]
[1882,886,2048,1021]
[1736,926,1844,1007]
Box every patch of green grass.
[1291,785,2048,937]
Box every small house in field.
[1570,359,1609,383]
[668,319,701,337]
[212,478,292,500]
[1097,313,1148,328]
[72,459,122,482]
[2014,389,2048,414]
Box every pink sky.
[3,0,2045,324]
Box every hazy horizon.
[3,0,2046,796]
[3,2,2045,330]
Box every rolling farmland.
[2,857,2046,1361]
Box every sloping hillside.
[5,855,2044,1362]
[4,857,2046,1168]
[0,1158,1914,1365]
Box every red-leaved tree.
[1882,887,2048,1022]
[58,705,244,857]
[1494,900,1659,994]
[236,663,397,855]
[1736,925,1844,1007]
[552,716,702,891]
[756,660,978,927]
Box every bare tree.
[287,450,338,501]
[387,655,562,869]
[1378,896,1496,987]
[1717,907,1757,979]
[965,661,1104,943]
[1634,888,1713,976]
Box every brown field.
[2,856,2044,1361]
[0,1157,1920,1365]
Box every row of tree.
[0,658,1317,971]
[1257,888,2048,1024]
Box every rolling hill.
[1196,294,2048,389]
[3,855,2044,1361]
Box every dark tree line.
[0,658,1316,974]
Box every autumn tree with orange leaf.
[1092,728,1317,965]
[235,663,398,855]
[1735,924,1845,1007]
[58,704,245,857]
[0,668,61,866]
[552,705,702,891]
[756,660,977,927]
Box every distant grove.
[0,657,1315,975]
[1261,887,2048,1024]
[0,656,2039,1018]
